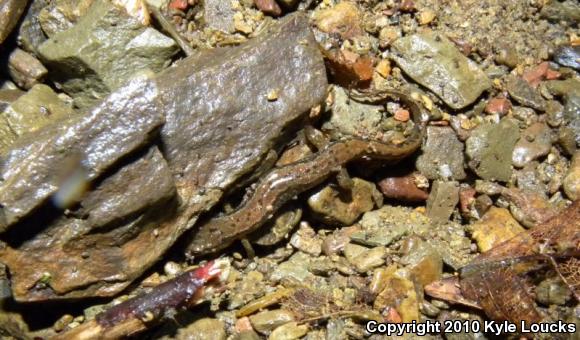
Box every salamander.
[186,90,428,256]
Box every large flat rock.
[0,75,164,232]
[0,13,327,301]
[391,32,491,110]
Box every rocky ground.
[0,0,578,339]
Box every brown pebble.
[235,317,254,333]
[377,173,428,202]
[394,108,410,122]
[400,0,416,12]
[458,187,476,214]
[484,97,511,115]
[254,0,282,16]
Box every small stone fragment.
[535,278,571,306]
[254,0,281,17]
[176,318,227,340]
[394,108,410,122]
[416,126,466,180]
[204,0,236,32]
[563,151,580,200]
[512,123,553,168]
[391,32,491,109]
[269,322,308,340]
[484,96,511,116]
[469,207,525,252]
[321,226,359,256]
[417,9,436,25]
[553,45,580,71]
[506,75,546,111]
[426,181,459,223]
[375,59,391,78]
[313,1,362,39]
[466,118,520,182]
[495,45,520,68]
[249,310,295,335]
[458,186,476,215]
[344,243,386,273]
[377,173,428,202]
[374,271,420,322]
[502,188,558,228]
[289,222,322,256]
[307,178,381,226]
[252,206,302,246]
[0,84,76,153]
[37,0,95,38]
[400,237,443,287]
[6,48,48,90]
[352,206,431,246]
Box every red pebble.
[254,0,282,16]
[169,0,188,10]
[378,174,428,202]
[484,97,511,115]
[394,108,410,122]
[459,187,476,214]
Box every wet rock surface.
[38,0,178,108]
[416,126,466,180]
[466,118,520,182]
[391,32,491,109]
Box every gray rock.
[516,162,547,197]
[506,75,546,111]
[416,126,466,180]
[466,118,520,182]
[204,0,236,33]
[270,252,315,284]
[249,309,295,335]
[14,0,49,54]
[351,206,432,247]
[6,48,48,90]
[158,13,326,199]
[38,0,178,108]
[391,32,491,109]
[563,151,580,200]
[343,243,386,273]
[535,278,571,306]
[269,322,309,340]
[553,46,580,71]
[176,318,227,340]
[0,75,163,231]
[512,123,552,167]
[540,0,580,23]
[289,222,322,256]
[307,178,381,226]
[37,0,94,37]
[426,181,459,223]
[426,222,473,270]
[0,84,75,153]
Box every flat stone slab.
[0,13,327,301]
[0,75,164,232]
[391,32,491,109]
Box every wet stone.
[176,318,227,340]
[16,0,50,54]
[506,75,546,111]
[516,162,548,196]
[270,252,315,285]
[204,0,236,33]
[0,84,75,153]
[426,222,473,270]
[535,278,571,306]
[228,271,266,310]
[38,0,95,38]
[416,126,466,180]
[6,48,48,90]
[466,118,520,182]
[352,206,431,247]
[512,123,553,168]
[377,172,428,202]
[249,309,295,335]
[289,222,322,256]
[0,0,28,44]
[469,207,525,252]
[426,181,459,223]
[269,322,308,340]
[563,151,580,200]
[307,178,381,226]
[0,75,163,232]
[391,32,491,109]
[400,237,443,287]
[553,45,580,71]
[374,271,420,322]
[343,243,386,273]
[38,0,178,108]
[252,206,302,246]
